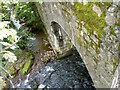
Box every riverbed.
[6,29,95,89]
[13,30,96,89]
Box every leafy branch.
[0,65,15,88]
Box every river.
[11,30,96,89]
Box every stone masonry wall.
[36,2,120,88]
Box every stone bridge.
[36,2,120,88]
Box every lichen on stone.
[73,2,111,37]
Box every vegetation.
[0,1,42,88]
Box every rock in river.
[15,50,95,89]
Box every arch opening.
[51,21,64,48]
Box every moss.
[93,56,99,64]
[76,37,82,45]
[66,41,72,49]
[75,27,83,45]
[112,57,119,74]
[62,8,71,22]
[21,59,33,75]
[98,39,102,48]
[73,2,111,38]
[5,64,17,77]
[116,18,120,26]
[118,45,120,55]
[110,26,117,37]
[89,41,95,49]
[94,2,111,12]
[83,38,89,49]
[20,50,33,75]
[84,37,89,44]
[112,44,119,73]
[72,2,113,55]
[62,8,70,17]
[14,49,33,75]
[84,43,89,49]
[96,47,100,54]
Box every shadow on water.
[28,50,96,89]
[6,29,96,89]
[15,44,96,89]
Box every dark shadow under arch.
[51,21,64,48]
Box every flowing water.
[16,51,95,89]
[11,30,96,89]
[7,13,94,89]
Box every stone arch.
[51,21,64,48]
[50,21,73,57]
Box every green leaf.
[7,35,15,43]
[21,59,32,75]
[0,53,3,61]
[0,76,6,90]
[0,44,2,51]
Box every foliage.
[13,2,43,49]
[0,2,33,88]
[0,21,18,64]
[0,76,6,90]
[0,3,19,86]
[14,49,33,75]
[0,1,43,88]
[0,21,18,89]
[16,27,34,49]
[14,2,44,31]
[21,59,32,75]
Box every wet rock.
[40,50,56,64]
[15,51,95,89]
